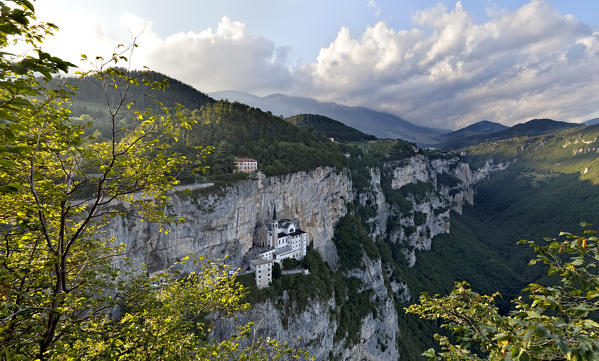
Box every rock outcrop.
[472,158,512,183]
[108,167,351,273]
[213,255,401,361]
[359,154,476,266]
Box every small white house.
[251,258,273,289]
[233,157,258,173]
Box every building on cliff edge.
[250,207,308,288]
[233,157,257,173]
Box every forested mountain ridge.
[495,118,580,139]
[438,124,599,301]
[438,118,581,149]
[285,113,377,142]
[55,72,349,180]
[210,90,446,145]
[177,101,347,178]
[436,120,507,148]
[56,70,214,116]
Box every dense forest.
[178,101,347,178]
[60,74,349,181]
[286,114,377,142]
[57,70,214,115]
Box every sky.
[33,0,599,129]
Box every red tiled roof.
[234,158,257,162]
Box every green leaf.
[582,319,599,329]
[517,350,531,361]
[557,340,570,354]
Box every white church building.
[249,207,308,288]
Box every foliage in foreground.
[406,228,599,360]
[0,1,311,360]
[55,258,311,361]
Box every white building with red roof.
[233,157,257,173]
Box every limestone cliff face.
[471,158,512,183]
[359,154,476,266]
[213,255,401,361]
[108,167,351,273]
[357,168,388,238]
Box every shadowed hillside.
[286,114,377,142]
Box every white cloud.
[368,0,381,16]
[34,1,599,128]
[33,7,160,72]
[145,17,293,94]
[295,0,599,128]
[34,8,292,94]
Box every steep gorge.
[106,148,507,360]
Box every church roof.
[273,246,293,256]
[234,157,257,162]
[251,258,273,266]
[278,220,293,228]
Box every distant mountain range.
[499,118,580,137]
[437,120,508,147]
[210,90,446,145]
[585,118,599,125]
[437,118,581,149]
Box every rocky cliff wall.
[108,167,351,273]
[215,153,486,360]
[106,152,509,361]
[213,255,401,361]
[472,158,512,183]
[358,154,476,266]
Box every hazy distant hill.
[58,71,214,116]
[499,118,580,138]
[210,90,445,145]
[440,118,580,149]
[286,114,377,142]
[585,118,599,125]
[442,120,507,139]
[437,120,507,148]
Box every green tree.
[0,0,72,193]
[272,262,282,280]
[406,227,599,361]
[213,140,234,174]
[0,2,311,360]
